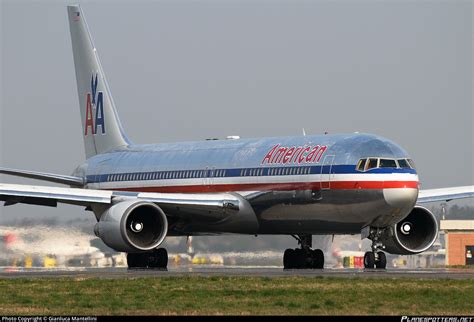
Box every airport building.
[440,220,474,266]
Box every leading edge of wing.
[417,185,474,203]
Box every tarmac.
[1,266,473,279]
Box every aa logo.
[84,73,105,135]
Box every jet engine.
[379,206,438,255]
[94,200,168,252]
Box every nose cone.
[383,188,418,209]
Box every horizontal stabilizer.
[0,167,85,186]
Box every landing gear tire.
[283,249,295,269]
[283,248,324,269]
[364,251,375,269]
[311,249,324,269]
[127,248,168,269]
[294,249,306,268]
[375,251,386,269]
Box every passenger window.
[366,158,378,170]
[380,159,397,168]
[397,159,410,169]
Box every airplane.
[0,4,473,270]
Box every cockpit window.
[379,159,397,168]
[356,159,367,171]
[397,159,411,169]
[366,158,378,170]
[407,159,416,169]
[356,157,415,171]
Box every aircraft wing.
[0,183,240,218]
[417,186,474,203]
[0,167,84,186]
[0,183,112,207]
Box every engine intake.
[379,206,438,255]
[94,200,168,252]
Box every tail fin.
[67,5,131,159]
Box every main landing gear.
[283,234,324,269]
[127,248,168,269]
[364,229,387,269]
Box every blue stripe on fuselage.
[86,164,416,184]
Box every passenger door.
[320,155,335,190]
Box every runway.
[1,266,473,279]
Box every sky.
[0,0,472,225]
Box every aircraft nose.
[383,188,418,209]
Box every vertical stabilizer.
[67,5,130,159]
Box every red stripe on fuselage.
[108,180,418,193]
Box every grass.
[0,276,472,315]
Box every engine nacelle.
[94,200,168,252]
[379,206,438,255]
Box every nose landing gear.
[363,251,386,269]
[364,228,387,269]
[283,234,324,269]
